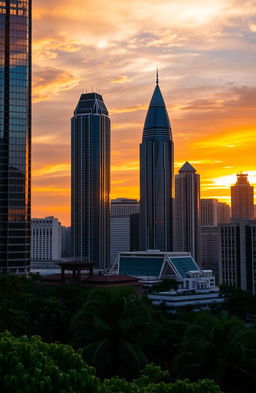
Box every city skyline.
[32,0,256,225]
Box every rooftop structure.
[111,250,216,288]
[148,287,223,312]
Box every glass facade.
[0,0,31,273]
[71,93,110,269]
[140,82,174,251]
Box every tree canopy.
[0,332,223,393]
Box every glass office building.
[140,78,174,251]
[0,1,31,273]
[71,93,110,269]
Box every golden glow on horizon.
[31,0,256,225]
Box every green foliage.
[136,363,170,384]
[0,333,223,393]
[173,312,256,393]
[0,274,90,343]
[0,331,98,393]
[1,274,256,392]
[220,285,256,321]
[100,376,222,393]
[71,286,158,379]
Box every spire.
[142,76,172,141]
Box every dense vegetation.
[0,274,256,392]
[0,332,222,393]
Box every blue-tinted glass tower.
[0,1,31,273]
[71,93,110,269]
[140,76,174,251]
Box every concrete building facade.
[111,198,140,264]
[31,217,62,261]
[174,162,200,260]
[219,219,256,294]
[231,173,254,220]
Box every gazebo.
[56,261,94,284]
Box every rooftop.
[178,161,196,173]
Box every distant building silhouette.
[219,219,256,294]
[140,74,174,251]
[200,199,230,280]
[231,173,254,220]
[200,199,218,226]
[61,226,72,258]
[111,198,140,264]
[217,202,231,224]
[200,226,219,280]
[174,162,200,260]
[71,93,110,269]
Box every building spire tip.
[156,67,159,85]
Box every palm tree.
[173,312,256,393]
[71,287,157,379]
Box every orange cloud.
[31,0,256,225]
[33,164,70,178]
[33,67,80,103]
[110,75,133,84]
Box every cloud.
[110,105,147,114]
[110,75,133,84]
[31,0,256,224]
[33,67,81,102]
[33,164,70,179]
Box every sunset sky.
[32,0,256,226]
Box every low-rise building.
[148,286,223,311]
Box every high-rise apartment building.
[200,199,218,226]
[231,173,254,220]
[174,162,200,260]
[200,199,230,279]
[71,93,110,269]
[31,217,62,261]
[200,226,219,279]
[140,75,174,251]
[217,202,231,224]
[219,220,256,294]
[200,199,230,226]
[0,1,31,274]
[111,198,140,264]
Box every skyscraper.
[140,74,174,251]
[71,93,110,269]
[0,1,31,274]
[231,173,254,220]
[174,162,200,260]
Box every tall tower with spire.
[140,73,174,251]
